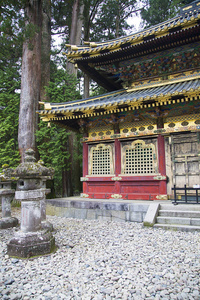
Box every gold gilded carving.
[111,176,122,181]
[121,140,157,175]
[81,193,89,198]
[183,5,192,11]
[153,175,166,180]
[80,177,89,182]
[89,143,114,175]
[104,104,118,111]
[156,194,168,200]
[111,194,122,199]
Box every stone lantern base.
[0,217,18,229]
[41,220,54,232]
[7,230,55,258]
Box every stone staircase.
[154,204,200,232]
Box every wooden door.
[171,133,200,188]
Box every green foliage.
[0,68,20,169]
[47,67,80,103]
[141,0,194,27]
[83,0,138,41]
[0,1,24,69]
[0,1,23,170]
[90,82,107,97]
[36,121,71,195]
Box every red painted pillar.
[82,142,88,193]
[157,135,167,195]
[114,139,121,194]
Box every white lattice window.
[121,140,156,175]
[89,143,114,175]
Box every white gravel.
[0,208,200,300]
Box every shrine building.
[38,1,200,201]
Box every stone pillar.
[0,166,18,229]
[39,175,53,231]
[7,149,55,258]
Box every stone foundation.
[7,230,55,258]
[46,198,150,222]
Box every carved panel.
[171,132,200,189]
[88,143,114,175]
[121,139,158,175]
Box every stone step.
[159,210,200,218]
[154,223,200,232]
[157,216,200,226]
[159,204,200,211]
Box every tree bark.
[41,0,51,102]
[18,0,42,161]
[84,73,90,98]
[67,0,84,75]
[62,136,73,197]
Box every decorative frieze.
[95,43,200,85]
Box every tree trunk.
[18,0,42,161]
[67,0,84,75]
[84,73,90,98]
[115,3,120,38]
[62,135,73,197]
[41,0,51,102]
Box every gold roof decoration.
[64,1,200,62]
[38,76,200,123]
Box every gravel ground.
[0,208,200,300]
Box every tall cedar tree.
[18,0,42,161]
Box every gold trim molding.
[111,194,123,199]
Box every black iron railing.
[172,185,200,204]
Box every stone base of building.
[46,197,154,222]
[0,217,18,229]
[7,230,55,258]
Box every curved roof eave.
[65,2,200,62]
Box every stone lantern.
[0,165,18,229]
[38,160,53,232]
[7,149,55,258]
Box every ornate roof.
[66,2,200,61]
[38,76,200,129]
[38,1,200,131]
[64,1,200,90]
